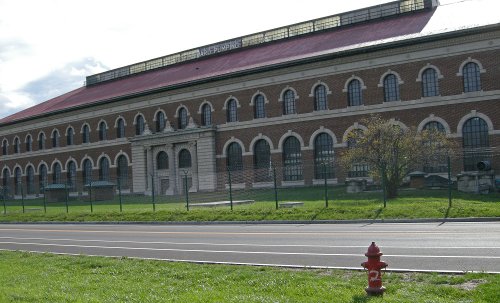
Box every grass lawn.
[1,187,499,222]
[0,251,498,303]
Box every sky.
[0,0,497,120]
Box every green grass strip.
[0,251,498,302]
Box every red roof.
[0,10,434,125]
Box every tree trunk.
[387,182,399,199]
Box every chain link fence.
[1,149,499,215]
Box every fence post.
[151,174,156,212]
[65,182,69,213]
[381,164,387,208]
[43,183,47,213]
[117,177,123,212]
[2,187,6,214]
[21,181,25,214]
[323,164,328,208]
[227,168,233,211]
[273,165,278,210]
[89,180,93,213]
[447,155,452,208]
[184,173,189,211]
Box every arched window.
[314,133,335,179]
[38,133,45,150]
[178,108,188,129]
[201,104,212,126]
[254,95,266,119]
[283,90,296,115]
[156,111,166,132]
[67,161,76,189]
[39,164,47,190]
[51,132,58,148]
[2,168,9,192]
[254,139,271,169]
[226,142,243,171]
[2,139,8,155]
[116,118,125,139]
[422,68,439,97]
[462,117,489,171]
[314,85,328,111]
[226,99,238,122]
[253,139,271,182]
[282,137,303,181]
[14,137,20,154]
[178,149,191,168]
[82,125,90,143]
[26,135,32,152]
[117,155,129,189]
[67,127,74,146]
[52,163,61,184]
[348,79,363,106]
[135,115,145,135]
[26,166,35,195]
[52,130,59,148]
[98,121,107,141]
[422,121,447,173]
[99,157,110,181]
[347,130,369,177]
[156,151,169,170]
[383,74,400,102]
[83,159,93,185]
[14,167,22,195]
[463,62,481,92]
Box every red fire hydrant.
[361,242,387,296]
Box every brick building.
[1,0,499,198]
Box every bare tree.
[341,115,455,198]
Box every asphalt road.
[0,222,499,273]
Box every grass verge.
[0,250,498,303]
[1,188,499,223]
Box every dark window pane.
[254,95,266,119]
[227,142,243,171]
[26,135,32,152]
[462,117,490,171]
[99,158,110,181]
[135,115,144,135]
[83,160,92,185]
[283,137,303,181]
[156,112,165,132]
[39,133,45,150]
[227,100,238,122]
[314,133,335,179]
[117,119,125,138]
[314,85,327,110]
[178,108,188,129]
[283,90,296,115]
[52,163,61,184]
[99,122,107,141]
[67,128,74,146]
[82,125,90,143]
[422,68,439,97]
[27,166,35,194]
[202,104,212,126]
[178,149,192,168]
[463,62,481,93]
[156,151,169,170]
[117,155,129,189]
[348,80,363,106]
[383,74,400,102]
